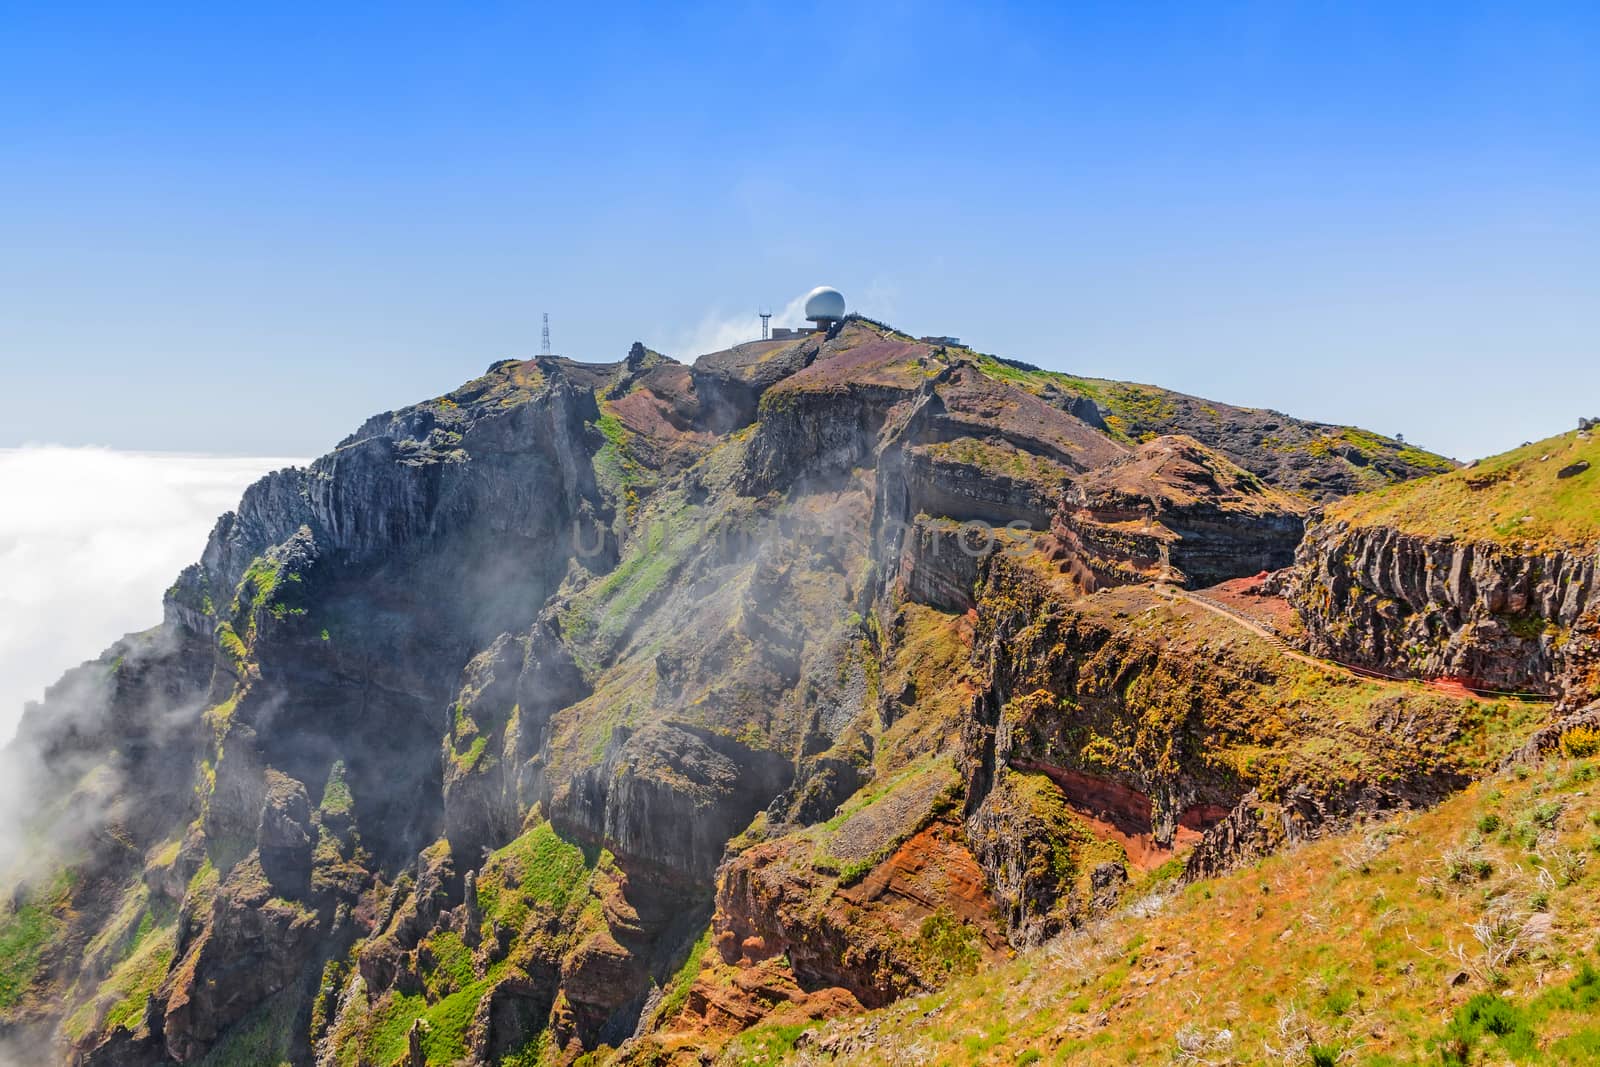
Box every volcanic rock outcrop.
[1288,521,1598,698]
[0,318,1486,1067]
[1285,432,1600,705]
[1051,434,1308,590]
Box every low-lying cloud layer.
[0,447,301,741]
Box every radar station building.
[768,286,847,340]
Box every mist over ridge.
[0,447,301,741]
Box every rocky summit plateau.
[5,317,1600,1066]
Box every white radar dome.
[803,286,847,322]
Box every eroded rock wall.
[1288,518,1600,700]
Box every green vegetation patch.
[238,556,283,613]
[1436,991,1539,1064]
[1007,769,1123,888]
[215,623,249,673]
[67,919,177,1040]
[560,494,704,652]
[721,1021,815,1065]
[319,759,354,816]
[202,694,239,744]
[0,870,72,1010]
[452,733,490,774]
[592,407,656,516]
[965,351,1453,478]
[651,924,713,1027]
[914,909,981,980]
[1324,426,1456,475]
[358,978,496,1067]
[421,930,475,998]
[965,353,1176,445]
[475,822,595,936]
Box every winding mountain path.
[1156,583,1555,702]
[1153,583,1361,677]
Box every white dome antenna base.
[803,286,847,327]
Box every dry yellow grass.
[1330,430,1600,548]
[729,754,1600,1066]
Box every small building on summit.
[763,286,847,341]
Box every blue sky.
[1,2,1596,459]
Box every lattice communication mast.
[759,308,772,341]
[541,313,551,356]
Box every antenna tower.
[541,313,551,356]
[759,308,772,341]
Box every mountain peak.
[2,316,1575,1067]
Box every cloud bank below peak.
[0,447,302,742]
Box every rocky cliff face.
[954,558,1485,931]
[1283,430,1600,708]
[2,316,1497,1067]
[1287,518,1600,702]
[1050,434,1307,590]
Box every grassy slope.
[0,872,72,1014]
[728,750,1600,1066]
[964,351,1454,480]
[1330,430,1600,548]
